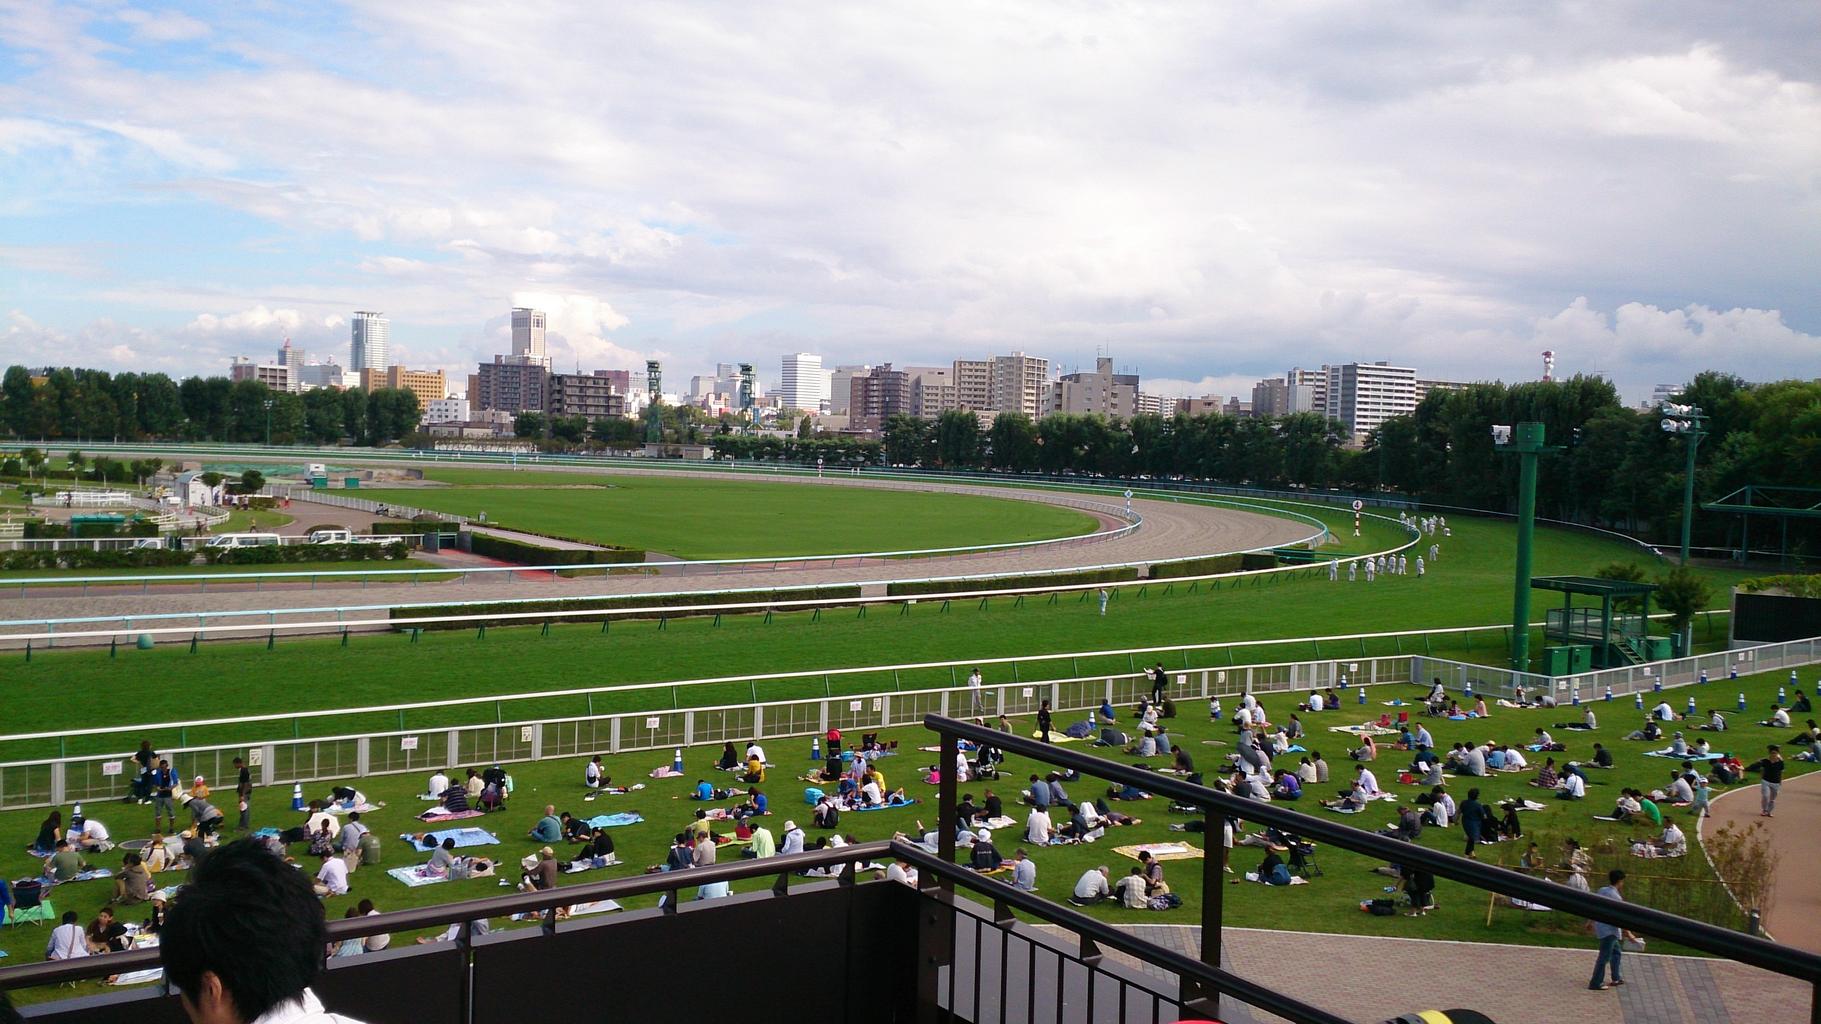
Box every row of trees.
[0,366,422,447]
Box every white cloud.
[0,1,1815,394]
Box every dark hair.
[348,812,360,822]
[1467,787,1481,800]
[1608,869,1626,884]
[159,840,326,1021]
[442,837,456,850]
[61,910,78,924]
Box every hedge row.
[23,519,160,539]
[467,532,643,566]
[1146,554,1244,580]
[207,542,410,565]
[0,549,196,572]
[885,566,1140,597]
[393,586,865,630]
[370,520,460,535]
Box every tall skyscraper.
[989,352,1050,418]
[779,352,828,411]
[511,307,548,366]
[350,312,389,371]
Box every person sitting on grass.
[527,805,562,844]
[1612,789,1642,821]
[1652,700,1679,722]
[1255,848,1293,886]
[112,852,154,905]
[1636,815,1686,857]
[1531,759,1559,789]
[425,836,493,880]
[1699,709,1728,732]
[1665,770,1695,806]
[1418,786,1454,828]
[1556,769,1586,801]
[1589,743,1613,768]
[43,839,89,884]
[1380,805,1422,842]
[1093,797,1141,827]
[1402,865,1435,916]
[1350,734,1377,762]
[1272,769,1302,801]
[1072,865,1113,904]
[716,742,740,771]
[740,755,766,784]
[1762,706,1792,729]
[1624,718,1663,742]
[969,829,1004,872]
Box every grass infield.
[357,469,1100,559]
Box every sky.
[1,1,1817,404]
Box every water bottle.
[672,748,684,774]
[291,783,304,811]
[1357,686,1366,705]
[811,736,821,762]
[1633,692,1643,710]
[1737,693,1747,712]
[1604,686,1613,702]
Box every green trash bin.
[1568,645,1594,674]
[344,477,360,489]
[1643,636,1674,661]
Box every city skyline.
[2,3,1817,402]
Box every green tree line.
[0,366,421,446]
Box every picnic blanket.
[386,866,450,888]
[583,813,643,828]
[68,868,113,882]
[649,766,685,778]
[1030,733,1083,743]
[110,967,163,986]
[1646,749,1723,761]
[1244,872,1309,885]
[1380,699,1411,707]
[331,801,386,813]
[252,827,280,839]
[1113,842,1203,862]
[398,827,499,849]
[417,808,485,824]
[981,815,1018,830]
[1327,725,1398,737]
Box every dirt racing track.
[0,469,1324,641]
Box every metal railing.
[921,714,1821,1023]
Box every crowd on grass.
[11,666,1815,1007]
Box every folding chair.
[9,880,45,927]
[1397,711,1410,725]
[1290,842,1322,879]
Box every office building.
[908,367,957,419]
[849,363,913,431]
[472,355,549,414]
[294,361,345,391]
[511,307,548,366]
[1324,361,1418,438]
[1250,378,1316,418]
[1416,378,1469,403]
[594,369,632,397]
[778,353,829,412]
[276,339,306,368]
[423,397,470,425]
[1049,358,1139,418]
[1133,393,1173,417]
[358,366,448,410]
[1176,395,1225,416]
[228,356,293,392]
[549,372,627,420]
[989,352,1049,418]
[350,312,389,372]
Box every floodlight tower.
[1660,402,1708,565]
[738,363,756,432]
[644,360,663,443]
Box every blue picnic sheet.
[583,813,644,828]
[397,827,499,849]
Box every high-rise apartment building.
[827,366,871,416]
[848,363,913,430]
[778,353,829,412]
[989,352,1049,418]
[358,366,447,410]
[276,339,306,368]
[423,397,470,425]
[953,360,991,411]
[907,367,957,418]
[1250,378,1316,418]
[229,356,293,392]
[350,312,389,372]
[1287,366,1328,415]
[1324,362,1418,438]
[472,355,549,414]
[1416,378,1468,403]
[549,372,626,420]
[294,361,345,391]
[1050,358,1139,418]
[1176,396,1225,416]
[511,307,548,366]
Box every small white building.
[174,471,225,508]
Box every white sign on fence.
[101,761,122,776]
[872,698,883,712]
[645,717,660,730]
[520,726,534,742]
[400,736,419,751]
[248,749,263,767]
[849,701,862,711]
[1022,687,1034,697]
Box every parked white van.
[204,532,282,549]
[307,528,394,546]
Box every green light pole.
[1497,422,1548,673]
[1660,403,1707,565]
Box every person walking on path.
[1747,745,1786,817]
[1589,869,1630,990]
[968,668,985,716]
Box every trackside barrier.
[1,630,1811,813]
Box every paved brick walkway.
[1701,762,1821,953]
[1081,925,1809,1024]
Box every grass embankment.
[357,469,1098,559]
[0,511,1744,761]
[1,665,1810,1004]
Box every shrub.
[208,542,409,565]
[1738,574,1821,599]
[467,532,643,566]
[1148,554,1243,580]
[886,566,1139,597]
